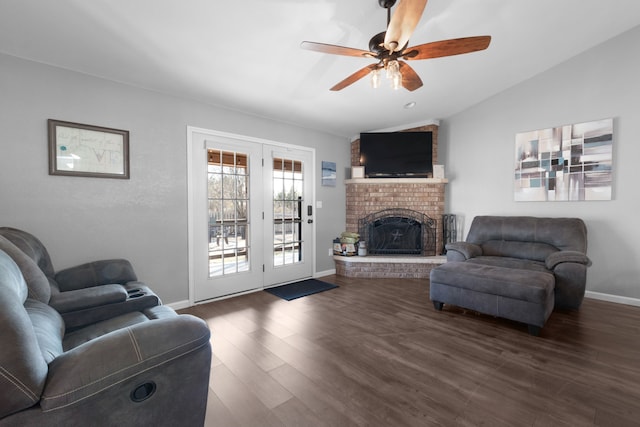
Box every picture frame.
[48,119,130,179]
[351,166,365,179]
[321,161,337,187]
[514,118,613,201]
[433,164,445,179]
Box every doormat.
[265,279,339,301]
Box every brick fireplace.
[345,178,446,252]
[335,123,447,279]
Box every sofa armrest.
[445,242,483,261]
[545,251,592,270]
[54,259,138,292]
[41,315,211,411]
[48,284,128,313]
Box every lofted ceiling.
[1,0,640,138]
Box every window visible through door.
[207,149,250,277]
[272,157,303,267]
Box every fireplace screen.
[358,209,436,256]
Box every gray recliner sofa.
[0,227,161,330]
[429,216,591,335]
[0,237,212,426]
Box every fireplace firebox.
[358,209,436,256]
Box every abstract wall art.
[514,118,613,201]
[321,160,336,187]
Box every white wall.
[440,26,640,302]
[0,54,348,304]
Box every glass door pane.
[272,157,303,267]
[207,149,249,277]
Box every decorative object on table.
[358,240,367,256]
[333,238,343,255]
[321,160,336,186]
[514,118,613,201]
[48,119,130,179]
[339,231,359,256]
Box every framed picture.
[48,119,130,179]
[351,166,365,179]
[433,165,445,179]
[514,118,613,201]
[321,161,337,186]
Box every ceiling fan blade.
[330,64,379,91]
[301,41,375,58]
[402,36,491,60]
[384,0,428,52]
[398,61,423,91]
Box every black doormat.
[265,279,339,301]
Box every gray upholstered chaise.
[429,216,591,335]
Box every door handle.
[307,219,313,224]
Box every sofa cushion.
[24,299,65,364]
[63,311,152,351]
[430,262,555,304]
[466,216,588,253]
[0,236,51,303]
[0,227,56,278]
[480,240,557,262]
[466,256,549,273]
[0,251,49,418]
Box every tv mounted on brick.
[359,131,433,178]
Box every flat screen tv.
[359,131,433,178]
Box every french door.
[188,127,314,302]
[263,147,314,287]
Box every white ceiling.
[2,0,640,138]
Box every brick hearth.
[334,255,445,279]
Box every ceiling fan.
[301,0,491,91]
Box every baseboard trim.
[167,288,640,310]
[315,268,336,278]
[169,271,337,310]
[585,291,640,307]
[167,299,191,311]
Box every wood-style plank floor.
[179,275,640,427]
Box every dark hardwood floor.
[179,275,640,427]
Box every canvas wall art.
[321,161,336,186]
[514,118,613,201]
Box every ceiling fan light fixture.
[386,60,399,79]
[371,68,381,88]
[385,60,401,90]
[392,73,401,90]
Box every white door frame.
[186,125,316,305]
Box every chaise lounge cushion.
[431,262,555,305]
